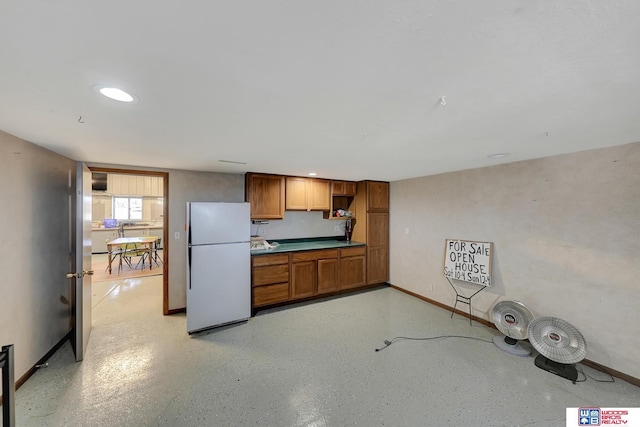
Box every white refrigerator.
[186,202,251,334]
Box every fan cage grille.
[491,300,534,341]
[527,316,587,364]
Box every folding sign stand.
[447,278,485,326]
[444,239,493,326]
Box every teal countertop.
[251,238,365,255]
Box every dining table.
[106,236,159,274]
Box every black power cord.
[374,335,493,352]
[374,336,618,385]
[576,367,615,383]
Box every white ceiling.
[1,1,639,182]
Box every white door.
[70,162,93,361]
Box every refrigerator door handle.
[187,206,192,290]
[187,245,192,289]
[187,208,192,246]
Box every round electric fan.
[527,316,587,383]
[491,300,535,357]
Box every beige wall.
[166,169,245,309]
[0,131,75,380]
[389,141,640,379]
[87,163,246,310]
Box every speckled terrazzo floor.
[13,276,639,426]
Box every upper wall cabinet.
[246,173,285,220]
[143,176,163,197]
[105,174,163,197]
[366,181,389,211]
[327,180,357,219]
[331,180,356,196]
[285,177,330,211]
[285,177,308,210]
[309,179,331,211]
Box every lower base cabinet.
[291,261,316,299]
[340,246,366,289]
[252,254,289,307]
[291,249,338,300]
[251,245,369,311]
[317,258,339,294]
[253,283,289,307]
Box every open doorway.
[88,167,170,315]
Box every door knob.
[66,270,94,279]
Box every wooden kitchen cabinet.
[317,258,339,294]
[366,181,389,211]
[252,254,290,307]
[245,173,285,220]
[327,180,356,219]
[252,264,289,286]
[339,246,366,290]
[252,245,371,311]
[367,212,389,247]
[353,181,390,285]
[290,249,338,300]
[291,261,316,299]
[253,283,289,307]
[285,177,308,210]
[365,245,388,285]
[309,179,331,210]
[331,180,356,196]
[285,177,330,211]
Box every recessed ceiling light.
[488,153,509,159]
[308,172,317,176]
[95,86,137,103]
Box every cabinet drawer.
[252,253,289,267]
[291,249,338,262]
[253,264,289,286]
[253,283,289,307]
[340,246,365,257]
